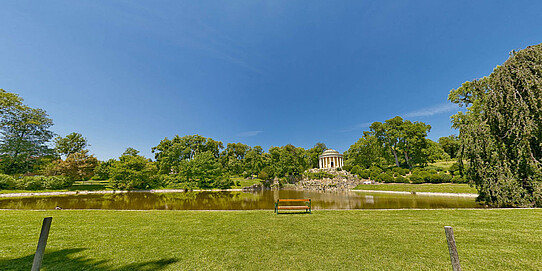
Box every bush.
[449,162,460,176]
[409,173,423,184]
[429,174,443,183]
[395,175,409,183]
[0,174,16,189]
[376,172,394,183]
[351,165,361,175]
[424,165,445,172]
[369,171,379,181]
[441,174,453,183]
[342,164,353,172]
[451,176,467,183]
[359,170,370,179]
[15,176,45,190]
[43,176,73,189]
[213,178,234,189]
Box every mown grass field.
[354,183,478,194]
[1,209,541,270]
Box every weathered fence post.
[31,217,52,271]
[444,226,461,271]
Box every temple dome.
[322,149,340,155]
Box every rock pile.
[297,168,367,192]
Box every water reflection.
[0,190,482,210]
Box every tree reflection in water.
[0,190,482,210]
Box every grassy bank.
[0,180,112,194]
[1,209,540,270]
[354,183,478,194]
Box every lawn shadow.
[0,248,178,271]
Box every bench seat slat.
[277,199,310,202]
[277,206,310,210]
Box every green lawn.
[230,177,262,189]
[0,180,112,194]
[354,183,478,194]
[1,209,541,270]
[427,160,457,171]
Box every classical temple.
[318,149,344,169]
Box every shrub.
[376,172,394,183]
[395,175,409,183]
[449,162,460,176]
[0,174,16,189]
[429,174,443,183]
[43,176,73,189]
[441,174,453,183]
[351,165,362,175]
[15,176,45,190]
[451,176,467,183]
[369,171,379,181]
[359,170,370,179]
[342,164,353,172]
[409,173,423,184]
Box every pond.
[0,190,482,210]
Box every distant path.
[0,189,245,198]
[352,189,478,197]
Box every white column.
[319,158,322,168]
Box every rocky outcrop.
[297,168,369,192]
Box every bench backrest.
[277,199,310,202]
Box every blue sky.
[1,1,541,160]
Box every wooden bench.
[274,199,311,214]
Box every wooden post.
[444,226,461,271]
[31,217,52,271]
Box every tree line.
[0,87,456,191]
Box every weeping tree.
[449,44,542,207]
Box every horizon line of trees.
[0,87,458,191]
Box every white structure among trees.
[319,149,343,169]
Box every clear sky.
[1,1,541,160]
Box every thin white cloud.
[340,122,372,133]
[237,130,263,137]
[404,103,457,118]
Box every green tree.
[344,132,388,168]
[449,44,542,207]
[269,144,309,178]
[47,150,99,181]
[220,142,250,175]
[94,159,115,180]
[54,132,89,157]
[423,139,450,163]
[0,103,55,174]
[306,142,327,168]
[438,135,460,159]
[109,148,158,189]
[183,151,228,188]
[152,135,224,174]
[244,146,267,177]
[369,116,430,168]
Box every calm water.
[0,190,482,210]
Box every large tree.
[449,44,542,207]
[369,116,430,168]
[0,95,55,174]
[344,132,388,168]
[306,142,327,169]
[152,135,224,174]
[54,132,89,157]
[438,135,460,159]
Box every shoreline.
[0,188,245,198]
[352,189,478,197]
[0,188,478,198]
